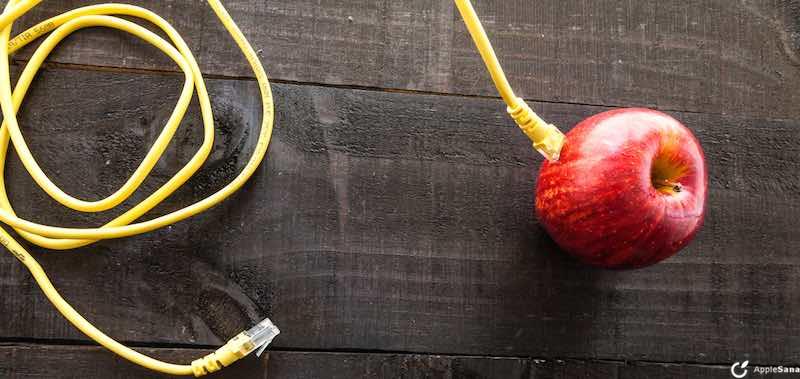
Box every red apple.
[535,108,707,269]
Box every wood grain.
[0,344,267,379]
[0,67,797,366]
[0,345,757,379]
[6,0,800,119]
[529,359,747,379]
[268,351,530,379]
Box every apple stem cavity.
[651,153,689,196]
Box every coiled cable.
[0,0,277,376]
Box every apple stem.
[655,179,683,194]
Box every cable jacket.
[454,0,516,105]
[454,0,565,161]
[0,0,274,376]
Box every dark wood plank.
[529,359,760,379]
[1,345,777,379]
[0,67,798,365]
[452,356,530,379]
[529,359,619,379]
[0,344,267,378]
[268,352,530,379]
[615,362,737,379]
[7,0,800,118]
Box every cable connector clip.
[507,97,565,162]
[246,317,281,357]
[191,318,280,377]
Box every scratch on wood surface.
[740,0,800,67]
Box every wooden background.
[1,0,799,378]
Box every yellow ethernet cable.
[0,0,561,376]
[454,0,565,161]
[0,0,278,376]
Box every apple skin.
[535,108,707,269]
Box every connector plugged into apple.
[456,0,707,269]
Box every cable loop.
[0,1,274,376]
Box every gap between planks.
[9,58,768,122]
[0,339,793,369]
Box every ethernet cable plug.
[248,318,281,357]
[191,318,280,377]
[507,97,565,162]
